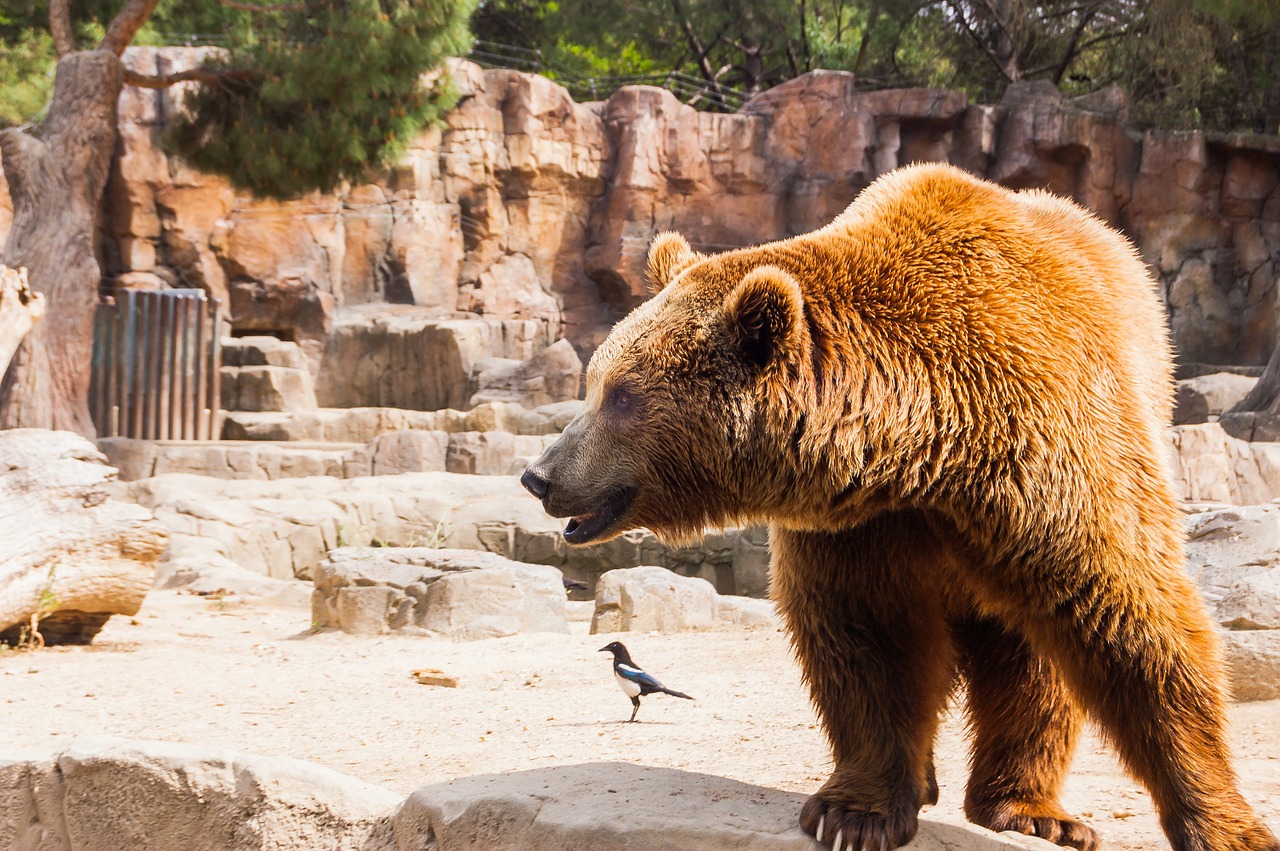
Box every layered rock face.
[4,51,1278,398]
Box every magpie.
[598,641,693,722]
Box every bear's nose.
[520,468,550,500]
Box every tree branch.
[49,0,75,57]
[123,66,256,89]
[100,0,164,55]
[216,0,308,11]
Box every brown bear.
[521,162,1278,851]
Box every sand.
[2,589,1277,849]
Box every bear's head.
[521,232,813,545]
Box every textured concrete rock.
[392,763,1055,851]
[592,566,719,634]
[469,337,584,409]
[221,365,318,413]
[1184,504,1280,611]
[1174,372,1258,424]
[221,336,310,370]
[1170,423,1280,504]
[1221,629,1280,702]
[314,309,553,410]
[312,547,568,638]
[71,47,1280,389]
[1216,569,1280,630]
[0,736,398,851]
[220,401,572,443]
[0,430,167,645]
[368,429,450,476]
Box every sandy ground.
[2,589,1277,850]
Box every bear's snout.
[520,467,551,501]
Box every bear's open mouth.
[562,488,636,545]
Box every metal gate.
[90,289,223,440]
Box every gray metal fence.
[90,289,223,440]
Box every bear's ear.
[645,232,700,294]
[724,266,805,370]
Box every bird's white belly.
[615,671,641,698]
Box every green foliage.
[167,0,476,198]
[0,29,54,127]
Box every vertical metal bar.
[89,301,106,435]
[102,297,118,438]
[149,291,163,440]
[176,294,189,441]
[124,290,140,437]
[193,293,207,440]
[158,292,172,440]
[208,301,223,441]
[115,290,129,438]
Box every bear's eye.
[608,385,636,413]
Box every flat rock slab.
[313,546,569,638]
[0,736,399,851]
[0,740,1059,851]
[392,762,1057,851]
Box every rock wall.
[2,51,1279,401]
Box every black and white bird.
[598,641,693,722]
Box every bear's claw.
[802,794,918,851]
[970,803,1098,851]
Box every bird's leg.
[629,696,640,722]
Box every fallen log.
[0,429,166,645]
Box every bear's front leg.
[771,514,956,851]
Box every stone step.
[220,400,580,442]
[99,428,559,482]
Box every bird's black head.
[598,641,634,665]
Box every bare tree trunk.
[0,265,45,376]
[0,51,123,436]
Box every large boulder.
[589,565,775,634]
[0,737,398,851]
[392,763,1055,851]
[1170,422,1280,504]
[0,430,167,645]
[1184,504,1280,609]
[1221,630,1280,702]
[311,547,569,638]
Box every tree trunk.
[0,51,123,436]
[0,265,45,377]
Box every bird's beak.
[598,645,610,652]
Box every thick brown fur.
[523,163,1279,851]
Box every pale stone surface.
[1184,504,1280,608]
[0,430,166,644]
[717,595,778,628]
[592,566,719,634]
[0,738,1061,851]
[222,401,578,443]
[469,337,584,409]
[1221,630,1280,702]
[368,429,449,476]
[221,365,318,413]
[59,46,1279,390]
[392,762,1055,851]
[312,547,567,638]
[0,736,399,851]
[1174,372,1258,424]
[1217,569,1280,630]
[1170,423,1280,504]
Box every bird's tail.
[661,687,693,700]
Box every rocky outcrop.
[118,470,768,595]
[1170,422,1280,505]
[0,736,400,851]
[1183,503,1280,702]
[0,430,167,645]
[6,50,1276,406]
[0,740,1059,851]
[312,546,569,638]
[591,565,776,634]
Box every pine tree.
[0,0,475,433]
